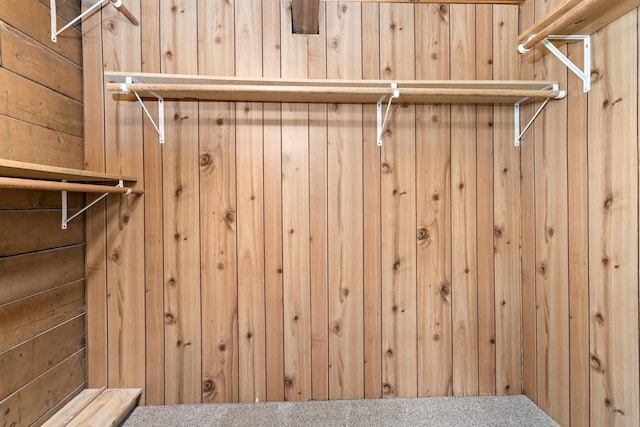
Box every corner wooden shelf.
[517,0,639,92]
[518,0,639,48]
[0,159,142,229]
[105,71,565,147]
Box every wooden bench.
[42,388,141,426]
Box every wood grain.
[161,0,201,405]
[0,244,84,304]
[492,4,521,396]
[280,1,312,401]
[588,12,639,426]
[327,1,364,400]
[416,3,452,398]
[475,3,496,397]
[450,3,479,397]
[361,2,382,400]
[262,0,285,402]
[236,0,266,404]
[380,3,417,398]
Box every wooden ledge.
[0,159,137,183]
[42,388,142,427]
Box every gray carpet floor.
[123,395,559,426]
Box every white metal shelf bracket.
[51,0,105,43]
[514,84,566,147]
[376,83,400,147]
[61,180,131,229]
[51,0,139,43]
[519,35,591,93]
[123,77,166,144]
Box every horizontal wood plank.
[0,210,84,257]
[0,189,83,210]
[518,0,640,46]
[0,279,85,351]
[0,349,86,427]
[0,159,136,182]
[0,0,82,65]
[0,68,83,136]
[42,388,142,427]
[0,314,85,401]
[31,384,85,427]
[0,115,84,170]
[0,244,84,305]
[0,21,83,101]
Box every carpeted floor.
[123,394,559,426]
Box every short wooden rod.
[110,0,140,26]
[0,177,143,194]
[521,0,597,50]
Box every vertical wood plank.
[475,3,496,397]
[102,0,146,398]
[161,0,201,405]
[566,40,590,427]
[262,0,285,402]
[81,0,107,390]
[141,0,165,407]
[492,4,521,396]
[236,0,266,404]
[326,1,364,400]
[380,2,417,398]
[198,0,238,404]
[589,12,639,426]
[534,7,570,424]
[280,1,311,401]
[415,3,452,397]
[308,2,329,402]
[450,3,478,397]
[361,2,382,400]
[518,0,537,404]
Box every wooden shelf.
[518,0,639,50]
[105,72,563,105]
[0,159,136,183]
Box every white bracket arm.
[124,77,165,144]
[514,84,566,146]
[519,35,591,93]
[61,180,132,229]
[51,0,106,43]
[376,83,400,147]
[50,0,139,43]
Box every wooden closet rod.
[520,0,596,51]
[0,177,143,195]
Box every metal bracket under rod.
[519,35,591,93]
[51,0,105,43]
[514,84,566,146]
[124,77,165,144]
[376,83,400,147]
[61,180,130,229]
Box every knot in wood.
[218,343,226,352]
[382,383,392,394]
[167,278,176,287]
[200,153,213,166]
[594,312,604,324]
[432,192,440,201]
[493,227,503,237]
[111,251,120,262]
[246,332,253,339]
[590,354,604,372]
[202,379,215,393]
[122,214,130,225]
[386,348,394,357]
[331,322,342,335]
[603,196,613,209]
[381,163,392,174]
[417,227,429,241]
[164,313,174,323]
[440,283,451,296]
[342,288,350,298]
[225,211,235,223]
[284,376,294,388]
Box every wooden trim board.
[0,159,137,182]
[105,72,563,105]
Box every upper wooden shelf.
[105,72,563,105]
[518,0,640,49]
[0,159,137,183]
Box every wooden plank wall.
[520,1,640,426]
[86,0,526,405]
[0,0,87,425]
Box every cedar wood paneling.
[84,4,640,427]
[0,0,86,425]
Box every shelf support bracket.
[376,83,400,147]
[61,180,130,230]
[514,83,566,146]
[51,0,106,43]
[124,77,165,144]
[519,35,591,93]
